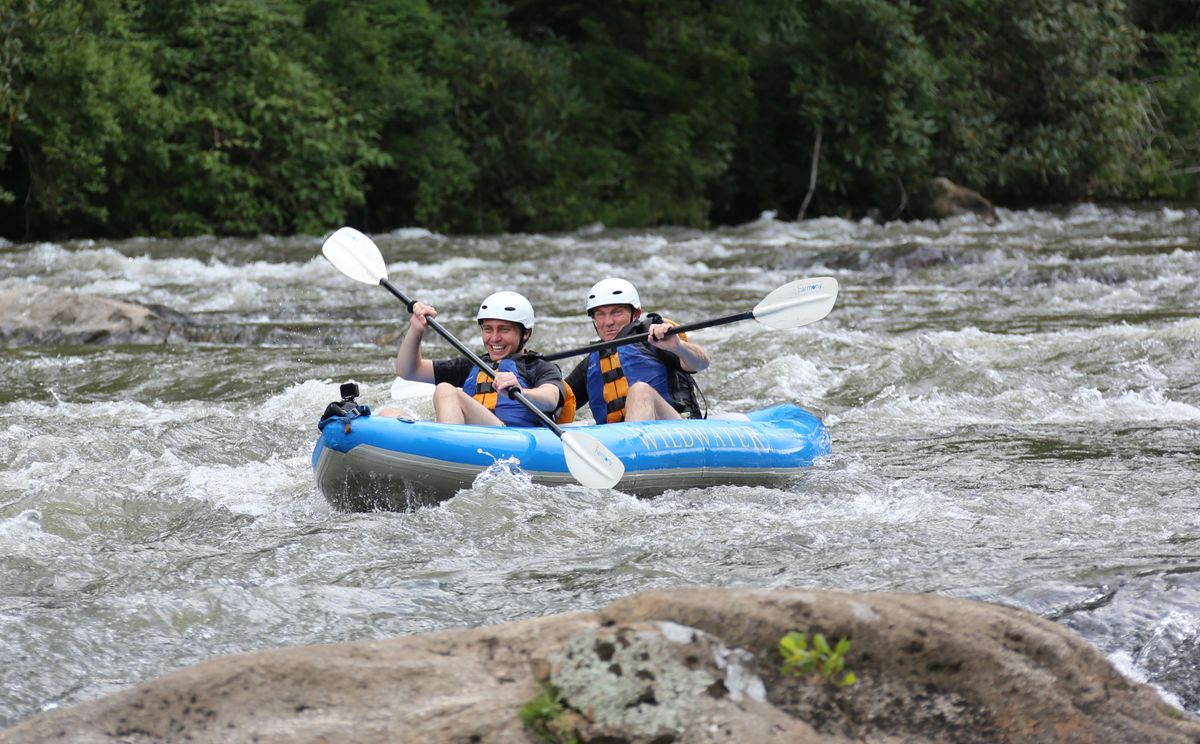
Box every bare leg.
[623,381,683,422]
[433,383,505,426]
[377,406,417,419]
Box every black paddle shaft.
[541,310,753,362]
[380,278,567,436]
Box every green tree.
[916,0,1151,204]
[1127,0,1200,199]
[715,0,940,222]
[0,0,169,239]
[138,0,380,235]
[412,0,593,233]
[299,0,473,231]
[2,0,1197,239]
[510,0,753,228]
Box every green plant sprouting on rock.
[519,683,580,744]
[779,631,858,688]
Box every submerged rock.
[0,286,198,346]
[0,286,363,347]
[825,242,957,272]
[910,177,1000,225]
[2,588,1195,743]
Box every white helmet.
[476,291,535,329]
[586,278,641,314]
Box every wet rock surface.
[0,286,201,346]
[910,177,1000,225]
[0,285,360,347]
[2,588,1196,743]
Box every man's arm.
[506,359,565,413]
[394,301,438,382]
[564,358,590,407]
[647,322,709,373]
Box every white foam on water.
[471,457,533,491]
[5,398,196,427]
[383,227,442,240]
[75,278,144,295]
[1137,610,1200,668]
[384,255,488,279]
[837,381,1200,431]
[193,278,273,311]
[181,454,314,516]
[3,244,353,313]
[571,222,606,236]
[259,378,359,431]
[1050,387,1200,423]
[1160,206,1195,222]
[0,510,65,554]
[639,253,710,277]
[1109,650,1187,712]
[756,353,833,401]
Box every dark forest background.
[2,0,1197,240]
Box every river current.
[1,205,1198,726]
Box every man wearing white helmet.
[386,291,566,427]
[564,278,709,424]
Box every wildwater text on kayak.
[631,424,772,451]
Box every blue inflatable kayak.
[312,404,831,511]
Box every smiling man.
[565,278,708,424]
[388,291,566,426]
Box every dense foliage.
[1,0,1196,239]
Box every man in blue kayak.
[564,278,708,423]
[384,291,566,426]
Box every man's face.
[591,304,637,342]
[480,319,525,361]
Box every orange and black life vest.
[584,314,701,424]
[597,348,631,423]
[470,369,500,410]
[463,354,575,426]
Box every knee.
[433,382,460,402]
[627,381,656,400]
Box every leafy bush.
[1,0,1196,239]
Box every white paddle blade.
[322,227,389,285]
[390,377,436,401]
[751,277,839,330]
[561,431,625,489]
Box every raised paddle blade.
[751,277,839,330]
[322,227,389,286]
[560,430,625,489]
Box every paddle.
[320,226,625,490]
[540,276,840,362]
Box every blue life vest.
[586,339,674,424]
[462,357,538,427]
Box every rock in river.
[2,588,1195,743]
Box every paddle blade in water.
[561,430,625,489]
[322,227,389,286]
[751,277,839,330]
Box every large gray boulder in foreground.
[3,588,1196,743]
[0,286,197,346]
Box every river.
[1,204,1197,727]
